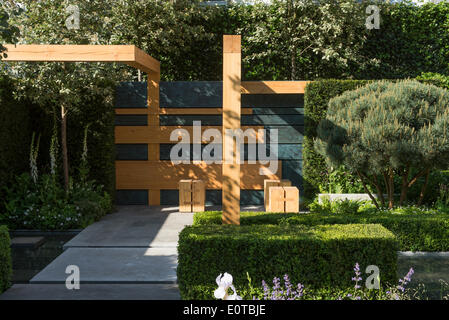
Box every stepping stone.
[11,237,45,249]
[30,247,178,284]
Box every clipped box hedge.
[193,211,449,252]
[177,224,398,300]
[0,225,12,293]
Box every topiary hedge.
[177,223,398,300]
[0,225,12,293]
[193,211,449,252]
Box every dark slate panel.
[160,115,222,126]
[282,160,303,189]
[160,189,263,205]
[115,82,147,108]
[252,108,304,115]
[115,115,148,126]
[160,81,222,108]
[242,114,304,126]
[265,126,304,144]
[116,144,148,160]
[241,190,264,205]
[206,190,222,205]
[242,94,304,108]
[116,190,148,205]
[160,114,303,126]
[160,190,178,205]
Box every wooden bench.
[268,186,299,213]
[179,179,205,212]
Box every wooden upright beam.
[147,71,161,205]
[222,35,241,225]
[2,44,160,74]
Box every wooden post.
[148,71,160,205]
[222,35,241,225]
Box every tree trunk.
[373,174,385,207]
[357,171,379,209]
[61,104,69,191]
[418,169,431,206]
[388,168,394,209]
[399,167,409,206]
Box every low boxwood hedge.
[193,211,449,252]
[177,224,398,300]
[0,225,12,293]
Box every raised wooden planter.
[268,186,299,213]
[179,180,205,212]
[264,179,292,210]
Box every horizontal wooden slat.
[159,108,252,115]
[241,81,309,94]
[115,108,149,115]
[3,44,160,73]
[115,126,265,143]
[116,161,282,189]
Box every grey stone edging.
[398,251,449,257]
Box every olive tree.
[0,3,20,58]
[315,80,449,208]
[5,0,120,190]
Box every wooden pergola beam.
[2,44,160,74]
[241,81,310,94]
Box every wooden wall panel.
[115,161,281,190]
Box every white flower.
[214,273,242,300]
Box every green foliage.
[0,173,112,230]
[417,72,449,90]
[0,225,11,293]
[193,209,449,252]
[304,79,370,199]
[315,80,449,208]
[0,76,33,212]
[0,4,20,58]
[320,166,368,194]
[177,223,398,300]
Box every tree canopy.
[315,80,449,208]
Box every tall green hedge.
[178,223,398,300]
[0,76,33,212]
[0,225,12,293]
[303,80,370,199]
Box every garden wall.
[114,81,304,205]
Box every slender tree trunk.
[373,174,385,207]
[399,167,410,206]
[61,104,69,191]
[388,168,394,209]
[357,171,379,209]
[418,169,431,206]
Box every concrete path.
[1,206,193,300]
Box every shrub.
[0,173,112,230]
[193,209,449,252]
[0,225,12,293]
[177,223,398,300]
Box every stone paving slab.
[30,247,178,284]
[63,206,193,249]
[0,284,180,300]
